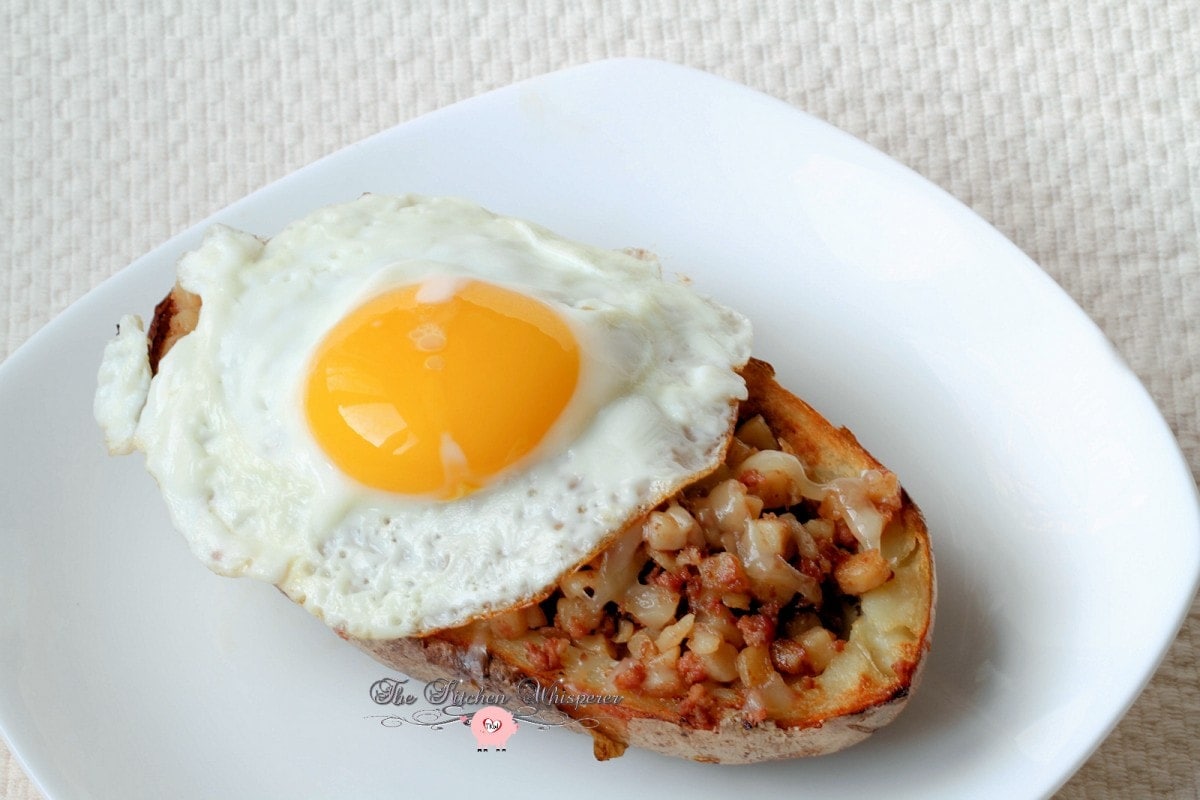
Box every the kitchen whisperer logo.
[366,676,623,752]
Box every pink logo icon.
[462,705,519,752]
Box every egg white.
[96,195,752,638]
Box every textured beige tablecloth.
[2,1,1197,797]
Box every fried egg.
[95,195,752,638]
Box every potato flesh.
[440,408,930,729]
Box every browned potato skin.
[147,285,201,372]
[149,285,935,764]
[356,360,935,763]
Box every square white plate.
[1,58,1197,799]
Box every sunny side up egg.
[94,195,753,638]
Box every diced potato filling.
[462,414,907,726]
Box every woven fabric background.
[2,1,1197,797]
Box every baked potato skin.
[355,630,925,763]
[355,360,934,763]
[148,286,934,764]
[146,284,200,373]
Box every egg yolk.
[305,279,580,498]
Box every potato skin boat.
[353,358,936,763]
[145,284,934,764]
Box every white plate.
[1,58,1197,800]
